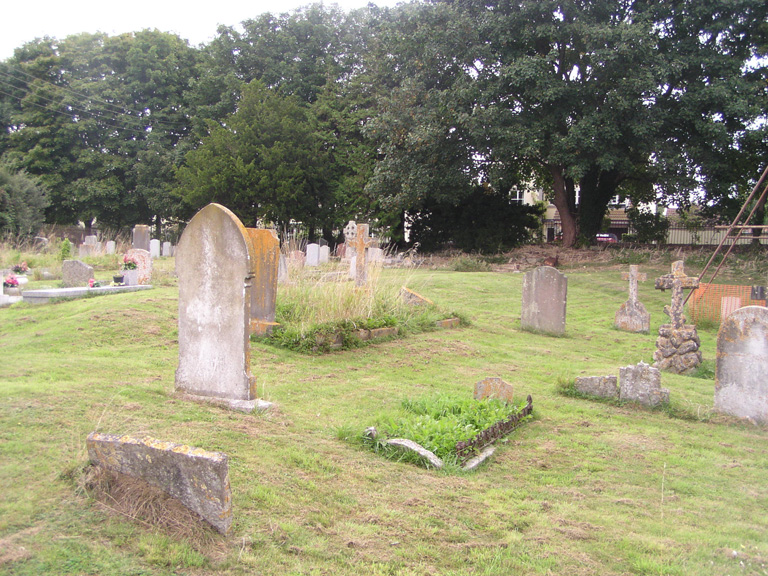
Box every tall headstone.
[715,306,768,423]
[319,245,330,264]
[123,249,152,285]
[175,204,265,412]
[306,243,320,267]
[132,225,151,251]
[653,261,701,373]
[520,266,567,336]
[149,239,161,259]
[162,241,172,257]
[615,265,650,333]
[105,241,116,255]
[352,224,372,287]
[246,229,280,336]
[62,260,94,287]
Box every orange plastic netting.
[688,283,767,324]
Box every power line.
[0,64,192,133]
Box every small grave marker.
[62,260,94,287]
[474,377,514,402]
[615,265,650,333]
[619,362,669,407]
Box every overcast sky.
[1,0,403,61]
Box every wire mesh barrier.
[455,395,533,462]
[688,283,767,324]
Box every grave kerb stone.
[86,432,232,534]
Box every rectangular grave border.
[455,395,533,462]
[311,317,462,352]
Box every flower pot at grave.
[113,275,125,285]
[122,270,139,286]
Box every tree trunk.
[578,167,621,241]
[550,166,578,247]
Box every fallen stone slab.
[474,377,514,402]
[386,438,443,469]
[23,285,153,304]
[86,432,232,534]
[574,375,619,399]
[462,445,496,471]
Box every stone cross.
[343,220,357,242]
[654,261,699,329]
[622,265,647,304]
[352,223,372,286]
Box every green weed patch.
[362,394,532,468]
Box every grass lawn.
[1,251,767,575]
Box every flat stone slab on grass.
[23,285,152,305]
[86,432,232,534]
[574,375,618,399]
[386,438,443,469]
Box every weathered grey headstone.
[352,224,372,286]
[474,377,514,402]
[86,432,232,534]
[653,261,702,373]
[520,266,567,336]
[277,254,288,284]
[105,240,116,255]
[161,241,172,257]
[62,260,94,287]
[123,249,152,285]
[343,220,357,242]
[84,235,98,246]
[615,265,650,333]
[714,306,768,424]
[175,203,262,412]
[306,243,320,267]
[246,228,279,336]
[132,225,151,251]
[319,245,330,264]
[574,375,618,398]
[149,239,161,259]
[619,362,669,407]
[368,247,384,262]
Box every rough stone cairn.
[653,261,702,374]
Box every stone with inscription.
[619,362,669,407]
[474,377,514,402]
[521,266,567,336]
[574,375,618,398]
[653,261,701,373]
[175,203,264,412]
[615,265,650,333]
[714,306,768,424]
[86,432,232,534]
[62,260,94,287]
[132,225,151,251]
[124,249,152,285]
